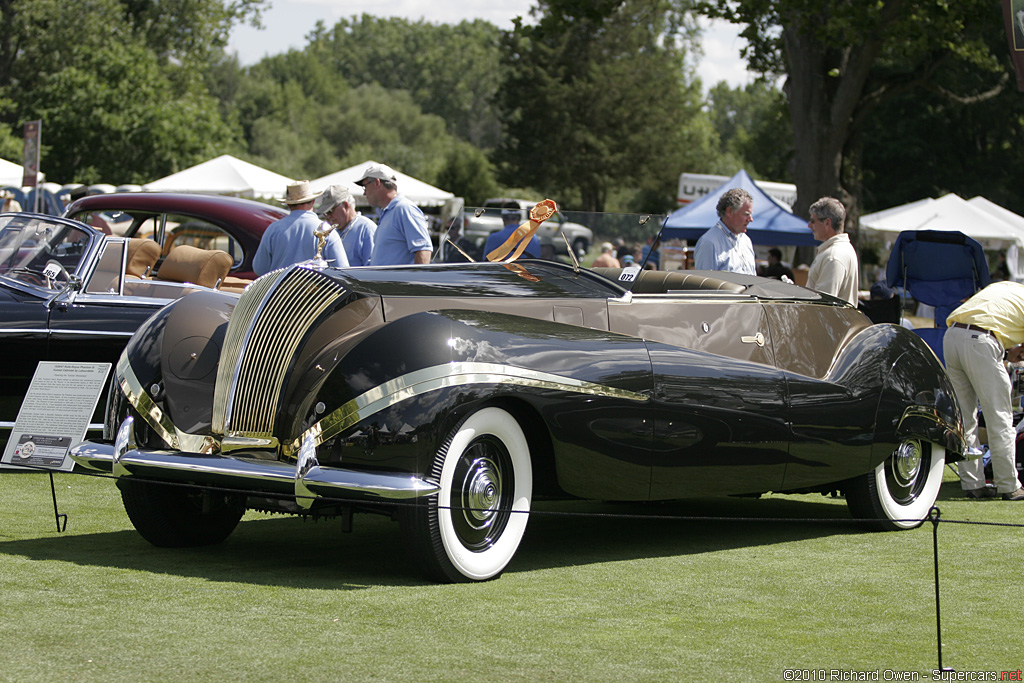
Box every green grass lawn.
[1,467,1021,682]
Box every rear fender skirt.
[874,338,965,466]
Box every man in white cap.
[355,163,431,265]
[253,180,348,275]
[314,184,376,266]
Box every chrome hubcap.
[893,440,922,486]
[461,457,502,530]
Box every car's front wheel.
[403,406,532,582]
[845,440,944,530]
[118,479,245,547]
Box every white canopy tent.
[968,196,1024,281]
[860,193,1024,250]
[0,158,25,187]
[311,161,454,207]
[143,154,294,200]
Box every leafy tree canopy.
[496,0,718,213]
[306,15,505,149]
[699,0,1007,230]
[0,0,264,183]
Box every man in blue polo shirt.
[314,184,376,266]
[484,207,541,260]
[356,164,431,265]
[253,180,348,274]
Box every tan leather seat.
[125,238,160,279]
[157,245,232,289]
[218,275,253,293]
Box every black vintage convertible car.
[1,198,280,451]
[70,258,964,582]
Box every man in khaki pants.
[944,281,1024,500]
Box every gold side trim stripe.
[286,361,648,456]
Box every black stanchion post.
[928,506,951,673]
[48,471,67,533]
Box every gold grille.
[212,267,348,439]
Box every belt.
[951,321,997,340]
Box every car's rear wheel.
[572,237,589,258]
[845,440,943,530]
[118,478,245,547]
[403,407,532,582]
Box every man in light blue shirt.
[253,180,348,275]
[484,208,541,259]
[314,184,376,266]
[693,188,756,275]
[356,163,431,266]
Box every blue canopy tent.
[662,169,815,246]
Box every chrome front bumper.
[70,417,440,505]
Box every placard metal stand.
[1,361,111,532]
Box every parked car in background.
[64,192,286,279]
[71,257,963,583]
[2,195,282,450]
[463,198,593,258]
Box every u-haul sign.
[678,173,797,208]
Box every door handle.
[741,332,765,347]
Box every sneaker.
[964,486,998,499]
[1002,487,1024,501]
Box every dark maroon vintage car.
[64,192,285,279]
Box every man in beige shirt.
[805,197,859,306]
[945,281,1024,500]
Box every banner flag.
[1004,0,1024,91]
[21,120,40,188]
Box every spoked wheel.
[403,407,532,582]
[118,478,245,547]
[846,440,944,530]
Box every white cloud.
[695,19,752,91]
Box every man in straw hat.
[314,184,376,266]
[355,163,431,265]
[1,189,23,213]
[253,180,348,275]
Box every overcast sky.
[227,0,753,91]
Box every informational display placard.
[1,362,111,472]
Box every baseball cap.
[355,163,397,186]
[314,184,354,217]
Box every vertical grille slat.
[212,267,348,439]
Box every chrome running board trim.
[68,440,439,501]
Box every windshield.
[0,215,92,289]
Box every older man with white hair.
[314,184,377,266]
[356,163,431,265]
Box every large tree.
[0,0,264,182]
[496,0,717,212]
[700,0,1006,232]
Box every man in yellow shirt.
[944,281,1024,500]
